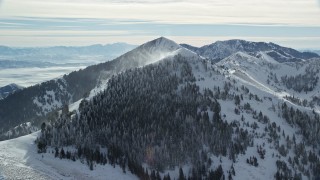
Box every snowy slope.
[189,56,316,179]
[217,51,320,111]
[0,132,138,180]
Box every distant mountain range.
[0,43,137,57]
[181,39,319,62]
[0,43,137,66]
[0,60,89,69]
[0,83,24,100]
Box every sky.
[0,0,320,49]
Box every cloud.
[59,0,185,4]
[0,17,319,48]
[0,29,141,37]
[1,0,319,26]
[0,22,27,26]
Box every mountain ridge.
[181,39,319,62]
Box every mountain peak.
[114,37,182,71]
[156,36,173,42]
[157,36,169,41]
[142,37,180,50]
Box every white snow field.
[0,132,138,180]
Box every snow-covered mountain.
[181,39,319,62]
[0,37,195,140]
[33,38,319,179]
[1,37,320,179]
[0,83,24,100]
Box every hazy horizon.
[0,37,320,51]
